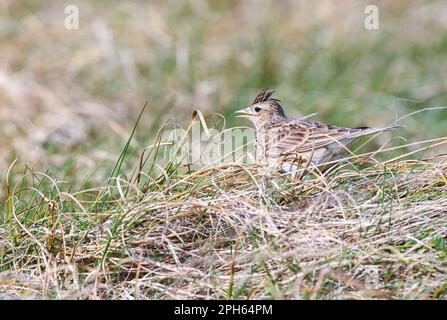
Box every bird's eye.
[254,107,261,112]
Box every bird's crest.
[252,89,280,105]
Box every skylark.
[236,89,400,173]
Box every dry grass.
[1,115,446,299]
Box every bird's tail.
[353,124,403,137]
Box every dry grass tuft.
[1,134,446,299]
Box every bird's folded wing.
[263,120,355,158]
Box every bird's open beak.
[235,108,251,118]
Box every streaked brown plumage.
[236,89,400,172]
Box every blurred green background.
[1,0,446,186]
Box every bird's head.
[236,89,286,128]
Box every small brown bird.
[236,89,400,173]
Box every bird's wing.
[262,120,356,159]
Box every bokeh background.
[1,0,447,186]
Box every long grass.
[1,111,446,300]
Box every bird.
[235,89,401,174]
